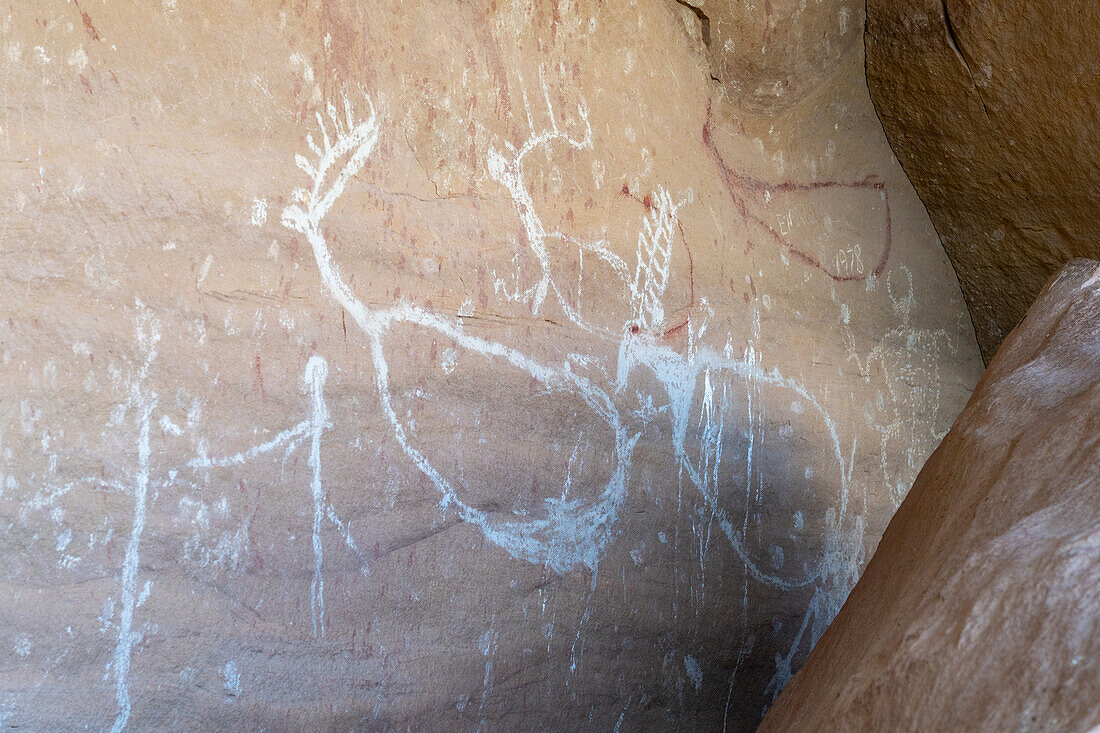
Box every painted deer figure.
[282,94,637,574]
[282,91,858,602]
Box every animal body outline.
[280,88,856,593]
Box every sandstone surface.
[760,259,1100,731]
[866,0,1100,360]
[0,1,979,729]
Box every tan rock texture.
[681,0,864,113]
[865,0,1100,361]
[760,258,1100,731]
[0,1,980,729]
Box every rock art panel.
[865,0,1100,361]
[760,259,1100,731]
[0,1,980,729]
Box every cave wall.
[0,1,981,729]
[865,0,1100,361]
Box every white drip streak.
[305,356,330,639]
[110,395,156,733]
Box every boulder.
[760,259,1100,730]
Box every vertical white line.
[110,396,155,733]
[305,357,330,639]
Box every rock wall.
[759,259,1100,730]
[865,0,1100,361]
[0,1,980,729]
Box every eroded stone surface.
[760,259,1100,731]
[0,2,979,729]
[866,0,1100,361]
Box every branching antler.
[282,92,379,235]
[629,187,692,334]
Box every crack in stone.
[672,0,721,86]
[941,0,994,130]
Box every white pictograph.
[486,88,691,337]
[844,266,957,502]
[186,354,369,641]
[23,310,359,729]
[108,304,160,733]
[628,186,680,333]
[283,94,638,574]
[6,80,892,730]
[281,88,857,601]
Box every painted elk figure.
[280,89,857,607]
